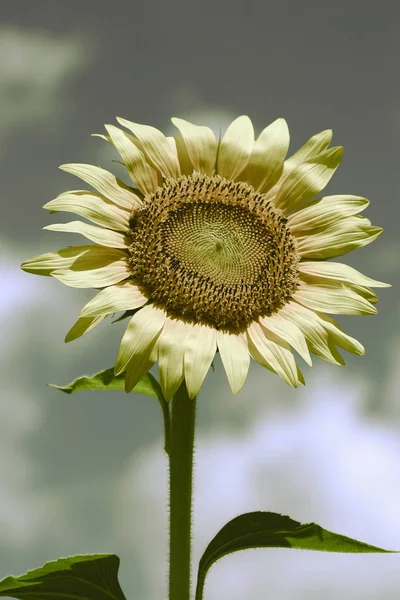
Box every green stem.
[168,382,196,600]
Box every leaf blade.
[49,368,163,403]
[0,554,127,600]
[195,511,394,600]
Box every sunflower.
[21,116,389,399]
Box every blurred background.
[1,1,399,598]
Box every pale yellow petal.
[91,133,110,142]
[43,191,131,232]
[79,282,148,317]
[184,322,216,398]
[297,221,383,259]
[117,118,181,179]
[59,163,141,210]
[105,124,159,196]
[285,129,333,168]
[298,261,390,289]
[65,315,106,343]
[246,336,277,376]
[171,117,217,175]
[115,304,166,375]
[125,342,158,393]
[97,128,164,186]
[158,317,190,401]
[217,330,250,394]
[247,322,299,387]
[293,283,377,315]
[217,115,254,180]
[316,312,365,356]
[21,245,94,276]
[53,261,130,288]
[279,302,344,365]
[53,246,126,267]
[298,268,379,304]
[274,146,344,213]
[124,132,164,187]
[239,118,290,193]
[261,130,334,204]
[259,312,312,366]
[288,195,369,234]
[352,285,379,304]
[297,365,306,386]
[44,221,128,248]
[167,135,194,176]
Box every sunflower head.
[21,115,389,400]
[127,173,299,329]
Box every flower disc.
[128,174,300,329]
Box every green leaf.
[49,368,164,402]
[0,553,127,600]
[195,511,394,600]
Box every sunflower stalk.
[168,382,196,600]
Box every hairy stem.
[168,382,196,600]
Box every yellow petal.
[285,129,333,169]
[217,330,250,394]
[288,195,369,234]
[21,245,96,276]
[259,129,334,204]
[43,221,127,248]
[53,261,130,288]
[279,302,344,365]
[247,322,299,387]
[298,269,379,305]
[59,163,140,210]
[297,222,383,259]
[246,336,277,376]
[117,118,181,179]
[125,342,158,393]
[184,322,216,398]
[297,365,306,386]
[298,261,390,288]
[65,315,106,343]
[171,117,217,175]
[293,283,377,315]
[105,124,159,196]
[79,282,148,317]
[217,115,254,180]
[115,304,166,375]
[167,135,194,176]
[274,146,343,212]
[43,191,131,232]
[239,118,290,193]
[316,312,365,356]
[259,312,312,366]
[158,317,189,401]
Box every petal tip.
[58,163,73,172]
[124,378,134,393]
[231,384,245,395]
[114,362,124,377]
[275,117,289,130]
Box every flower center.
[128,174,299,329]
